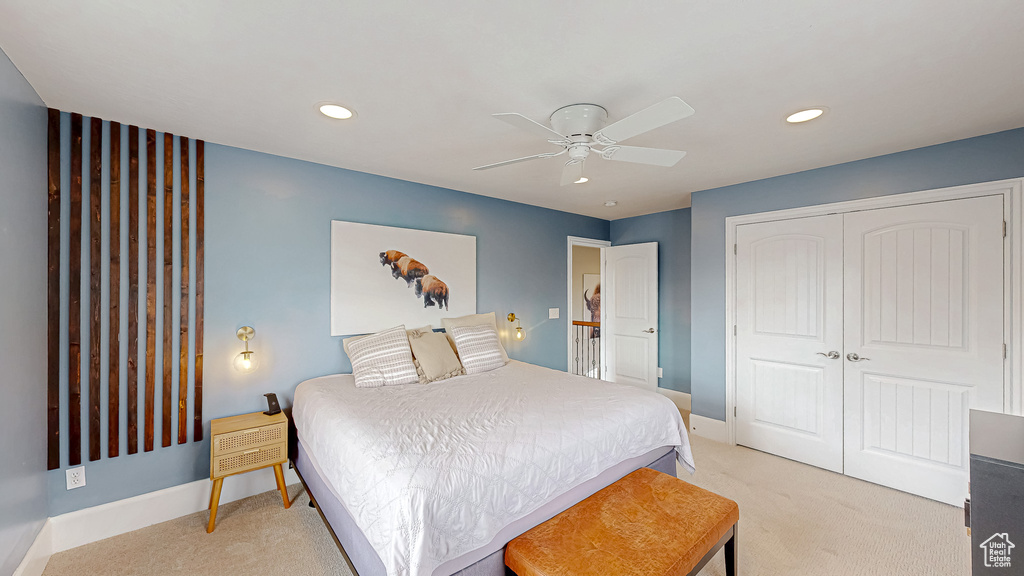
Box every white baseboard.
[12,520,52,576]
[689,414,731,444]
[657,388,691,412]
[14,466,298,573]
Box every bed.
[291,360,695,576]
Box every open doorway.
[567,236,610,378]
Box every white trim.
[689,414,730,443]
[12,520,52,576]
[566,236,611,376]
[724,178,1024,447]
[657,388,692,413]
[12,466,298,571]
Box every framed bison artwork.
[330,221,477,335]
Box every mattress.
[293,360,694,576]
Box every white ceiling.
[2,1,1023,219]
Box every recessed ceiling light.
[319,104,355,120]
[604,200,618,207]
[574,177,589,184]
[786,108,826,123]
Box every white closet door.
[843,195,1004,506]
[736,215,845,472]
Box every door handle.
[846,352,870,362]
[643,328,656,333]
[816,351,840,359]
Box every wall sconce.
[507,313,525,342]
[233,326,259,373]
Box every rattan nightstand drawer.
[212,422,286,456]
[212,442,287,478]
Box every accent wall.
[0,48,48,576]
[47,139,610,515]
[609,208,691,394]
[690,128,1024,420]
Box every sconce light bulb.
[515,327,524,341]
[242,357,252,370]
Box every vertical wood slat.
[162,132,174,448]
[145,129,157,452]
[194,141,205,441]
[127,125,140,455]
[47,108,61,470]
[108,122,121,458]
[89,117,102,462]
[178,136,190,444]
[68,113,83,466]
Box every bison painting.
[584,283,600,338]
[415,275,449,310]
[379,250,407,267]
[391,256,429,286]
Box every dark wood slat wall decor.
[47,114,205,467]
[68,113,83,467]
[108,122,121,459]
[46,109,61,471]
[162,132,174,448]
[194,141,205,441]
[178,136,190,445]
[127,125,140,455]
[145,128,157,453]
[89,117,103,462]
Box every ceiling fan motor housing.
[549,104,608,137]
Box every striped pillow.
[449,324,507,375]
[347,325,420,388]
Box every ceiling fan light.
[319,104,355,120]
[574,177,589,184]
[786,108,826,123]
[604,200,618,207]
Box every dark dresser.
[970,409,1024,574]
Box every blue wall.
[0,49,48,575]
[47,139,609,514]
[609,208,691,394]
[690,128,1024,420]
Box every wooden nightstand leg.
[207,478,223,533]
[273,463,291,509]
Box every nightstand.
[207,411,291,533]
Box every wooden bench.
[505,467,738,576]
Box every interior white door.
[735,215,845,472]
[604,242,658,389]
[843,195,1004,506]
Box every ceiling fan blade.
[494,113,568,141]
[602,145,686,167]
[593,97,695,144]
[560,160,584,186]
[473,151,563,171]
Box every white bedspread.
[293,361,694,576]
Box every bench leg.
[724,524,738,576]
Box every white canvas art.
[331,221,477,335]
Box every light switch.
[657,367,663,378]
[548,308,559,319]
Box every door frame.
[567,236,611,376]
[724,178,1024,446]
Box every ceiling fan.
[473,97,695,186]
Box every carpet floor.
[42,435,970,575]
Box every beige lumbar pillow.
[408,328,465,382]
[441,312,509,364]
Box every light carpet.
[41,436,969,575]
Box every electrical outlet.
[548,308,559,319]
[657,367,663,378]
[66,466,86,490]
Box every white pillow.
[449,324,506,375]
[441,312,509,364]
[346,325,420,388]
